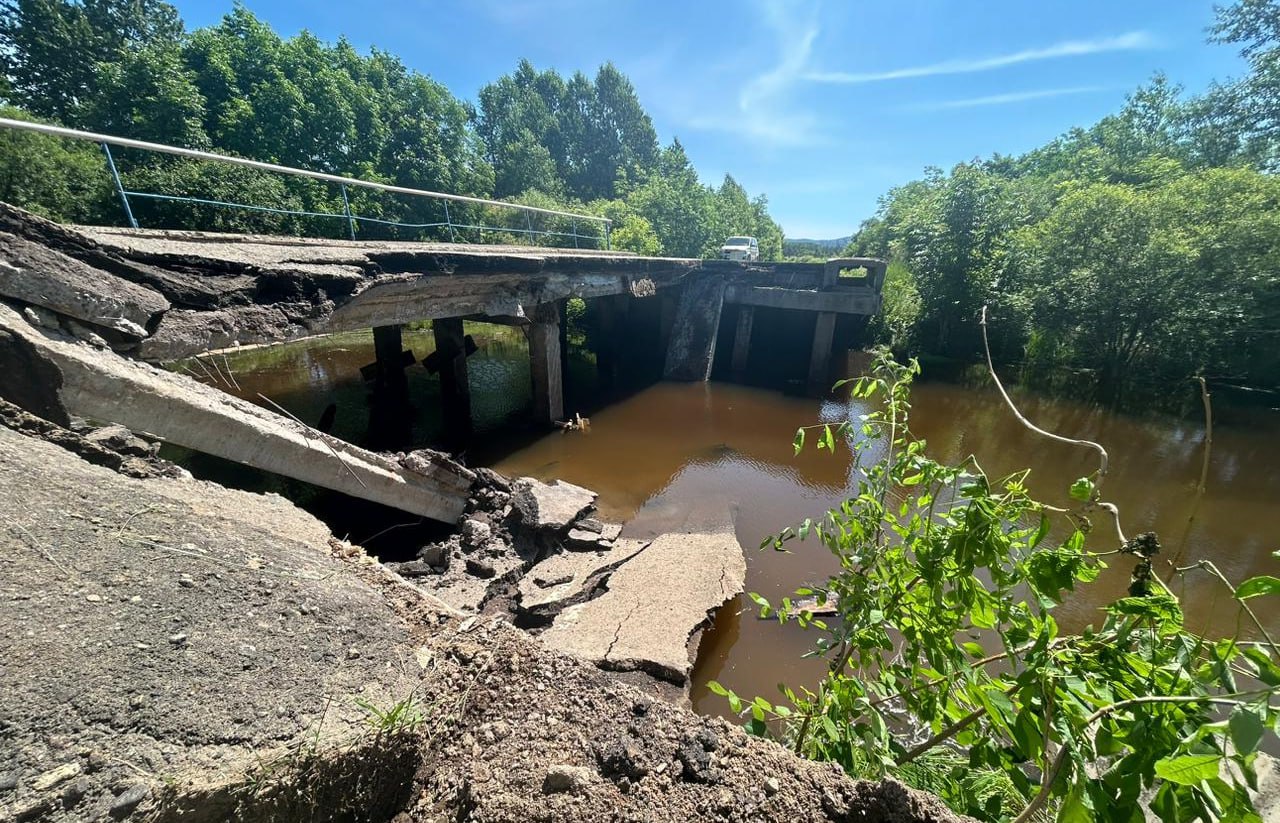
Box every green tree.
[590,197,660,255]
[1210,0,1280,170]
[623,139,715,257]
[0,0,182,124]
[0,104,112,222]
[89,41,207,146]
[1013,183,1192,400]
[0,1,779,250]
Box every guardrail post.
[339,183,356,240]
[604,221,611,251]
[100,143,138,229]
[443,201,457,243]
[572,218,579,249]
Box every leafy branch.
[710,347,1279,823]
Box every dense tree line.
[850,0,1280,403]
[0,0,782,257]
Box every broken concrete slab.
[540,528,746,684]
[519,538,650,613]
[512,477,597,531]
[138,304,315,361]
[0,230,169,338]
[0,303,474,523]
[566,527,612,551]
[565,521,623,551]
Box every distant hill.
[783,236,851,258]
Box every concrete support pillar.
[432,317,472,442]
[368,324,412,450]
[529,302,564,424]
[659,295,677,343]
[593,294,630,391]
[558,300,571,400]
[807,311,838,392]
[662,277,726,382]
[730,306,755,379]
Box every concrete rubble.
[389,471,745,691]
[0,413,968,823]
[517,538,650,613]
[511,476,598,531]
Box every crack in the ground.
[604,600,642,661]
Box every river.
[196,323,1280,720]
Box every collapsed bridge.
[0,202,884,522]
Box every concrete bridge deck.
[72,225,883,353]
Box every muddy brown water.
[202,328,1280,722]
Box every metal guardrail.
[0,117,612,249]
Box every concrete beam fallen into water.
[0,304,473,522]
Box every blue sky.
[169,0,1246,239]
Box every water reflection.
[205,325,539,449]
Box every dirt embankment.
[0,416,967,823]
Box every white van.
[720,236,759,261]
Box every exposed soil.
[0,420,968,823]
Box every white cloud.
[806,31,1155,85]
[686,0,829,147]
[902,85,1110,112]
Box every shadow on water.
[170,330,1280,721]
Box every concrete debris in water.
[392,466,743,691]
[541,529,747,684]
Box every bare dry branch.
[980,306,1126,546]
[256,393,368,490]
[4,517,71,576]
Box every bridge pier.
[663,277,726,382]
[592,294,630,391]
[367,324,413,451]
[730,305,755,379]
[807,311,838,392]
[431,317,472,443]
[529,302,564,424]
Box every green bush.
[713,349,1279,823]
